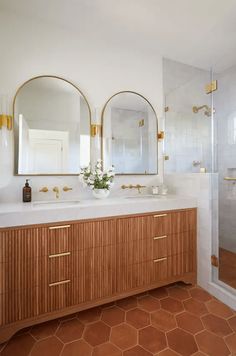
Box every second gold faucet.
[53,186,60,199]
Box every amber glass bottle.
[23,179,32,202]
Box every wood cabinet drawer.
[152,252,195,283]
[152,235,168,259]
[38,278,79,315]
[152,209,196,236]
[153,213,170,236]
[38,254,72,286]
[152,230,196,260]
[41,224,72,256]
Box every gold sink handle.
[63,186,73,192]
[39,187,49,193]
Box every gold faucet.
[121,184,146,194]
[39,187,49,193]
[53,186,60,199]
[63,186,73,192]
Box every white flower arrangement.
[80,159,115,190]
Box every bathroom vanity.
[0,197,197,342]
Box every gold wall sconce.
[90,124,102,137]
[158,131,165,140]
[0,115,12,130]
[0,95,12,130]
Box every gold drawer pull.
[154,257,167,263]
[153,235,167,240]
[49,279,71,287]
[49,225,71,230]
[49,252,71,258]
[153,214,167,218]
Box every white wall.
[0,9,163,202]
[163,59,212,173]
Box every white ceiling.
[1,0,236,72]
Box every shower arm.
[192,105,210,113]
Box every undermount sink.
[124,194,160,199]
[33,200,80,207]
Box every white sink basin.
[33,200,80,207]
[124,195,160,199]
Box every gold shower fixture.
[192,105,214,117]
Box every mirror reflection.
[14,76,91,175]
[102,91,158,174]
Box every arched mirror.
[13,76,91,175]
[102,91,158,174]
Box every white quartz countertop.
[0,195,197,228]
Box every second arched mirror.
[102,91,158,174]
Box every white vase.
[92,189,110,199]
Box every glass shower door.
[213,65,236,290]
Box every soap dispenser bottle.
[23,179,32,202]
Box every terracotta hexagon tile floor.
[176,312,204,334]
[167,328,198,356]
[56,318,84,343]
[137,295,161,312]
[195,330,231,356]
[161,297,184,314]
[201,313,233,337]
[126,308,150,329]
[1,283,236,356]
[151,309,176,332]
[83,321,110,346]
[168,286,190,301]
[139,326,167,353]
[110,323,137,350]
[61,339,92,356]
[101,306,125,327]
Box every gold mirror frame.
[101,90,158,175]
[13,75,92,176]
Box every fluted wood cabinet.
[0,208,196,342]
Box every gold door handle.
[153,214,167,218]
[224,177,236,181]
[154,257,167,263]
[49,279,71,287]
[49,252,71,258]
[153,235,167,240]
[48,225,71,230]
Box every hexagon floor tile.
[1,283,235,356]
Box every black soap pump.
[23,179,32,202]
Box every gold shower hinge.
[90,124,102,137]
[0,114,13,130]
[164,106,169,112]
[139,119,145,127]
[205,80,217,94]
[211,255,219,267]
[157,131,165,140]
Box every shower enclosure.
[164,58,236,305]
[212,65,236,292]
